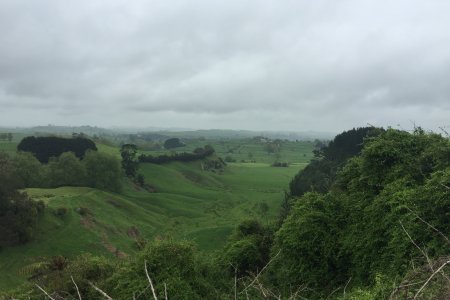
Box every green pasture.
[137,137,315,164]
[0,135,312,290]
[0,159,306,290]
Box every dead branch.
[71,276,82,300]
[440,183,450,190]
[144,260,158,300]
[164,283,168,300]
[400,221,434,271]
[241,250,281,295]
[88,281,113,300]
[288,285,309,300]
[229,263,237,300]
[414,259,450,299]
[35,284,56,300]
[343,277,351,299]
[406,207,450,246]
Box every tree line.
[0,137,122,247]
[0,132,13,141]
[138,145,215,164]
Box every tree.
[17,136,97,163]
[46,152,86,187]
[163,138,185,149]
[222,220,274,277]
[0,152,42,246]
[12,151,44,187]
[83,150,122,193]
[120,144,138,178]
[289,127,382,199]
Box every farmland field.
[0,137,312,289]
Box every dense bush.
[221,220,274,277]
[18,136,97,163]
[11,151,44,187]
[47,152,87,187]
[5,148,122,193]
[273,129,450,297]
[104,240,220,299]
[0,153,43,246]
[83,150,122,193]
[289,127,382,198]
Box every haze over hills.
[0,125,336,141]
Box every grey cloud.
[0,0,450,131]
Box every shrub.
[55,207,68,217]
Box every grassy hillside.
[137,138,315,164]
[0,159,306,290]
[0,135,312,290]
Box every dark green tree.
[120,144,139,178]
[83,150,122,193]
[17,136,97,163]
[163,138,185,149]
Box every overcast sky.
[1,0,449,132]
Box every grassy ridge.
[0,160,304,290]
[0,137,311,290]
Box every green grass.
[136,138,314,164]
[0,141,18,155]
[0,139,312,291]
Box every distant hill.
[0,126,334,140]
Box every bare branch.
[406,207,450,246]
[288,285,309,300]
[230,264,237,300]
[144,260,158,300]
[343,277,352,299]
[35,284,56,300]
[241,250,281,295]
[88,281,113,300]
[400,221,434,271]
[164,283,168,300]
[414,259,450,299]
[440,183,450,190]
[71,276,82,300]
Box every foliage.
[11,152,44,187]
[139,145,215,164]
[17,136,97,163]
[289,127,382,198]
[274,128,450,298]
[274,193,346,293]
[46,152,87,187]
[105,240,219,299]
[15,254,116,299]
[83,150,122,193]
[120,143,139,177]
[5,147,122,192]
[0,191,41,246]
[163,137,185,149]
[221,220,274,277]
[0,152,43,246]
